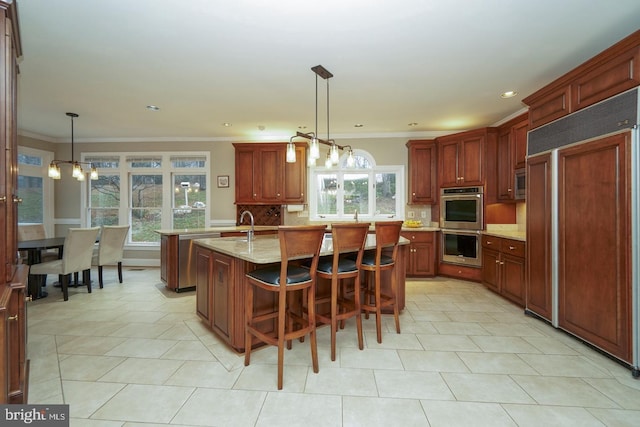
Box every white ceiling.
[15,0,640,144]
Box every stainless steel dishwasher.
[177,232,220,292]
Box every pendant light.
[48,113,99,181]
[289,65,356,168]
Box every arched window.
[309,149,405,221]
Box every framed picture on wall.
[217,175,229,188]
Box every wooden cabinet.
[159,234,178,287]
[495,114,528,201]
[437,128,496,187]
[401,231,436,277]
[557,133,631,363]
[195,245,212,323]
[526,153,552,321]
[234,143,307,204]
[406,140,437,204]
[524,30,640,129]
[481,235,526,307]
[211,251,233,341]
[0,1,27,405]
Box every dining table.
[18,237,65,299]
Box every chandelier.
[48,112,98,181]
[287,65,355,168]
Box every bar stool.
[360,220,403,343]
[315,222,370,361]
[244,225,326,390]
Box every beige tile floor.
[26,268,640,426]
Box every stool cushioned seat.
[316,257,358,274]
[360,252,393,266]
[247,265,312,286]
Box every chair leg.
[117,261,123,283]
[354,274,364,350]
[375,270,383,344]
[84,269,92,293]
[277,287,287,390]
[244,283,254,367]
[392,270,400,334]
[61,274,69,301]
[99,266,104,289]
[330,276,338,361]
[307,282,319,374]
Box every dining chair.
[315,222,370,361]
[17,224,59,263]
[244,225,326,390]
[360,220,403,343]
[29,227,100,301]
[94,225,129,288]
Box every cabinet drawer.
[401,231,434,243]
[501,239,525,258]
[481,234,501,249]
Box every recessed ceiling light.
[146,105,160,111]
[408,122,418,127]
[223,123,232,127]
[354,124,364,128]
[500,91,518,99]
[258,125,266,131]
[298,125,307,130]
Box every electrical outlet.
[297,210,308,218]
[421,211,427,218]
[407,211,415,218]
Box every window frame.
[17,146,55,235]
[82,152,210,247]
[308,150,405,222]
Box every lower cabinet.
[481,235,526,307]
[401,231,436,277]
[1,265,29,404]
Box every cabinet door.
[502,254,525,306]
[212,252,234,341]
[481,247,500,293]
[258,146,284,202]
[407,140,437,204]
[283,144,306,203]
[195,246,212,324]
[438,140,460,187]
[459,134,484,185]
[526,153,552,320]
[235,147,257,203]
[413,242,435,276]
[496,130,514,200]
[557,132,631,363]
[512,119,528,169]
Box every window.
[17,147,54,233]
[84,152,209,246]
[309,149,404,221]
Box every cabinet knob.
[500,261,505,265]
[8,315,18,321]
[508,188,512,192]
[13,196,23,204]
[25,296,32,302]
[495,260,500,264]
[0,196,6,202]
[486,241,492,245]
[508,246,515,250]
[277,193,280,197]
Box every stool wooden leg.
[392,270,400,334]
[375,269,382,344]
[244,283,254,367]
[277,286,287,390]
[330,276,338,361]
[354,274,364,350]
[307,283,319,374]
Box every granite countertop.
[482,230,526,241]
[154,226,279,236]
[194,234,410,264]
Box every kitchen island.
[155,226,278,291]
[193,233,408,352]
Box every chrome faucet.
[354,209,358,222]
[240,210,255,241]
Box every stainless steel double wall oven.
[440,186,483,267]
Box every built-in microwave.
[440,186,484,230]
[514,168,526,200]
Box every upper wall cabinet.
[233,143,307,205]
[437,127,497,188]
[524,30,640,129]
[493,113,528,202]
[406,140,437,204]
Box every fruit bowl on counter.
[403,220,423,228]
